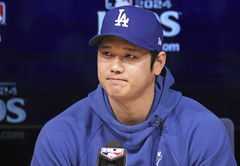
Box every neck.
[108,86,155,126]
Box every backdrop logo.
[0,2,6,25]
[135,0,172,9]
[0,82,27,123]
[98,0,181,53]
[105,0,133,9]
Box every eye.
[125,54,137,59]
[102,51,112,56]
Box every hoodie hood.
[87,67,182,148]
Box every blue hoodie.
[31,67,237,166]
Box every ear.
[153,51,166,75]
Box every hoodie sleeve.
[30,122,77,166]
[189,115,237,166]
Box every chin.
[108,90,124,97]
[107,90,128,99]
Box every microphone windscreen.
[106,140,123,148]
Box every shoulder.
[166,95,227,142]
[174,96,221,124]
[168,96,236,165]
[42,97,102,138]
[170,96,226,136]
[31,96,105,165]
[36,97,103,155]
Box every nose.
[110,58,124,74]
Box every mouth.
[107,78,127,82]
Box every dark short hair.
[149,50,159,71]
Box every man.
[31,6,237,166]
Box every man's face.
[97,36,163,100]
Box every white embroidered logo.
[156,151,163,166]
[158,37,162,46]
[115,9,129,27]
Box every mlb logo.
[0,2,6,25]
[105,0,133,10]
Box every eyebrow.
[100,45,139,52]
[100,45,111,49]
[123,47,138,52]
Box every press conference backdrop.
[0,0,239,165]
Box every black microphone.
[97,140,127,166]
[148,115,164,130]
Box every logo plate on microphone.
[101,147,124,159]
